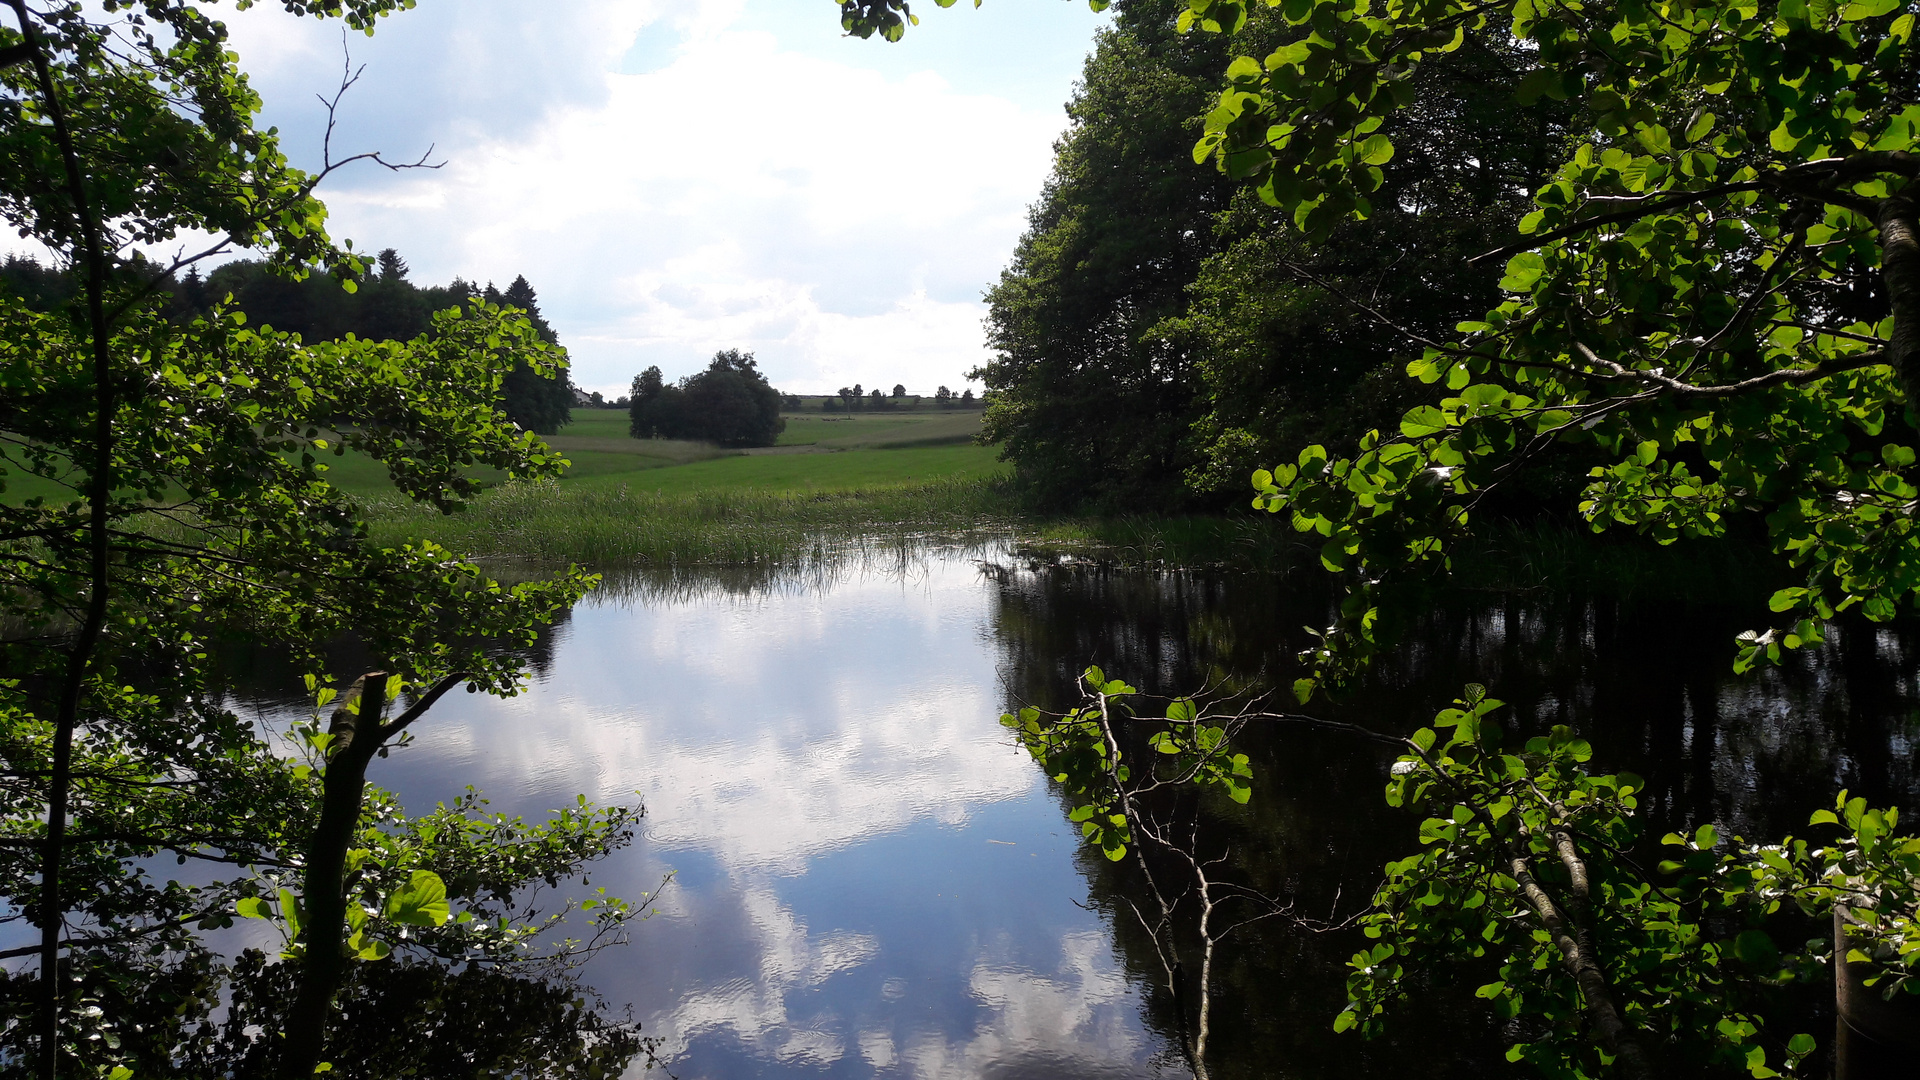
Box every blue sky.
[217,0,1111,398]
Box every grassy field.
[773,409,983,450]
[8,405,1772,595]
[362,477,1017,564]
[0,407,994,503]
[3,404,1018,568]
[359,407,1012,564]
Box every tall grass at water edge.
[358,475,1787,611]
[359,476,1020,565]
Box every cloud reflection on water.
[309,547,1169,1078]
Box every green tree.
[490,275,574,436]
[860,0,1920,1069]
[628,349,786,446]
[976,0,1569,510]
[1166,34,1574,499]
[976,0,1238,510]
[1181,0,1920,1067]
[0,1,640,1076]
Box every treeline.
[821,384,978,411]
[977,0,1571,510]
[628,350,785,447]
[0,249,575,435]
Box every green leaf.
[1358,134,1394,165]
[1499,253,1544,292]
[1225,55,1263,82]
[1401,405,1449,437]
[384,870,451,927]
[1841,0,1898,18]
[1733,929,1779,968]
[278,889,303,939]
[1266,41,1312,69]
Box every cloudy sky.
[215,0,1110,399]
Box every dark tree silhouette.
[629,349,786,447]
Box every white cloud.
[901,932,1153,1080]
[651,885,879,1067]
[399,551,1036,874]
[229,547,1177,1076]
[207,0,1105,397]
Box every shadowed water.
[222,543,1920,1079]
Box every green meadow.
[2,405,1767,592]
[0,407,1001,503]
[347,406,1011,563]
[2,405,1775,588]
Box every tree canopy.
[982,0,1920,1070]
[2,251,576,436]
[0,1,637,1075]
[975,0,1576,510]
[867,0,1920,1071]
[1212,0,1920,691]
[628,348,787,447]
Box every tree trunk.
[6,6,122,1077]
[1833,905,1920,1080]
[1506,848,1654,1080]
[1875,195,1920,409]
[277,673,388,1079]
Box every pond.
[227,541,1920,1079]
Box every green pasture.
[0,407,993,506]
[774,408,982,449]
[572,444,1003,496]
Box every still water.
[230,542,1920,1079]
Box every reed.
[356,474,1786,606]
[358,476,1023,566]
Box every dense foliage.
[908,0,1920,1068]
[1121,0,1920,1067]
[628,348,786,447]
[1221,0,1919,690]
[0,252,576,436]
[0,1,638,1075]
[976,0,1238,509]
[975,0,1573,509]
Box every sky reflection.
[256,547,1174,1079]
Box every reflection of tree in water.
[0,946,645,1078]
[210,609,572,721]
[985,562,1920,1079]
